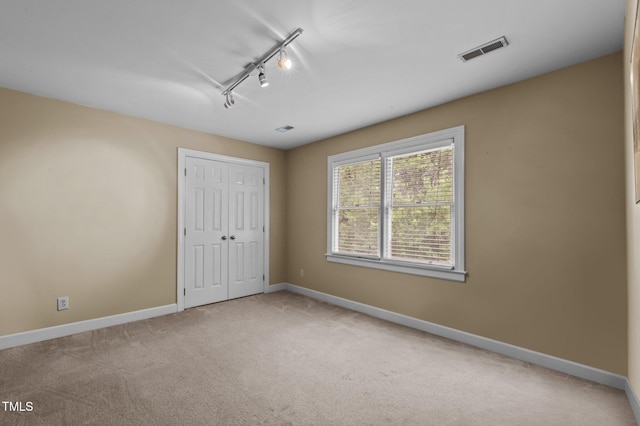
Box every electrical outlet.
[299,269,304,277]
[57,296,69,311]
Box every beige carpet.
[0,291,635,425]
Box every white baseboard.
[283,283,628,391]
[627,379,640,424]
[265,282,288,293]
[0,304,178,351]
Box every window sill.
[326,254,466,282]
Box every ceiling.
[0,0,626,150]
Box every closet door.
[184,157,229,308]
[228,163,264,299]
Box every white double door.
[184,156,264,308]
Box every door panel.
[184,157,229,308]
[193,245,204,288]
[228,163,264,299]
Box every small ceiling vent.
[458,36,509,62]
[276,125,294,133]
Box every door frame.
[177,148,270,312]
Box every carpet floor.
[0,291,635,425]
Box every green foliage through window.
[333,146,455,266]
[387,148,453,265]
[334,158,380,256]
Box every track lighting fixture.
[258,65,269,87]
[221,27,303,108]
[224,92,234,109]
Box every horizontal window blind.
[333,158,381,257]
[386,147,454,266]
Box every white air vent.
[458,37,509,62]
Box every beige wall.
[0,88,286,336]
[0,50,629,377]
[625,0,640,399]
[286,53,627,374]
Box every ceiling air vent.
[458,36,508,62]
[275,125,294,133]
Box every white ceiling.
[0,0,626,149]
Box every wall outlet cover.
[57,296,69,311]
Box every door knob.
[221,236,227,241]
[230,235,236,240]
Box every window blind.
[385,147,454,266]
[333,158,381,257]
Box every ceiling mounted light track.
[221,27,303,108]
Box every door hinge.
[263,226,265,232]
[184,228,186,236]
[184,288,186,296]
[263,274,265,281]
[184,168,187,176]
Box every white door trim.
[177,148,270,312]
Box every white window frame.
[326,125,466,282]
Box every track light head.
[277,49,292,70]
[258,66,269,87]
[224,92,235,109]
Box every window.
[327,126,465,282]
